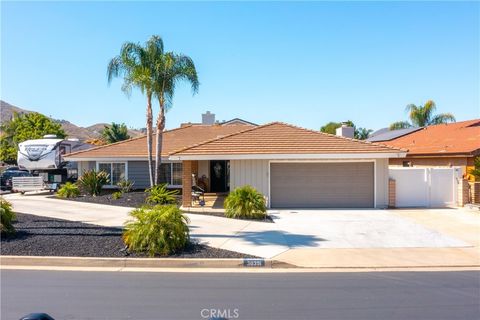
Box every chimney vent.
[202,111,215,125]
[335,124,354,138]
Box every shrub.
[117,179,134,193]
[145,184,179,205]
[0,197,16,234]
[78,170,110,196]
[57,182,80,198]
[224,185,267,220]
[123,205,189,256]
[112,191,123,200]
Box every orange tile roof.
[65,124,253,159]
[171,122,404,156]
[383,119,480,156]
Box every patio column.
[182,160,193,207]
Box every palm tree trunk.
[146,94,154,187]
[154,102,165,185]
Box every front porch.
[181,160,230,208]
[181,193,227,214]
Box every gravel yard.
[0,213,258,258]
[52,191,155,208]
[53,192,274,222]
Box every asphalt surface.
[1,270,479,320]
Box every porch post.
[182,160,193,207]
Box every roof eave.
[169,152,407,161]
[404,151,479,158]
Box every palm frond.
[430,113,456,125]
[389,121,412,130]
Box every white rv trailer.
[15,135,90,192]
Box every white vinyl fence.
[389,167,462,208]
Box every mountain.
[0,100,143,140]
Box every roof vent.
[43,134,57,139]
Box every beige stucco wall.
[375,158,389,208]
[198,160,209,180]
[230,159,390,208]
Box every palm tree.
[107,36,161,187]
[355,127,373,140]
[102,122,130,144]
[390,100,456,130]
[151,42,199,185]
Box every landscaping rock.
[1,213,258,258]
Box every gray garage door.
[270,162,374,208]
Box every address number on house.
[243,258,265,267]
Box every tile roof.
[65,124,253,159]
[170,122,405,156]
[382,119,480,156]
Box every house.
[368,119,480,180]
[65,120,406,209]
[180,111,257,127]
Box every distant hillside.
[0,100,143,141]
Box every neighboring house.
[180,111,258,127]
[369,119,480,180]
[66,121,406,209]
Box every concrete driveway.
[3,193,472,262]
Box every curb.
[0,256,295,269]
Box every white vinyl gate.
[389,167,461,208]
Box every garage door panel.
[270,162,374,208]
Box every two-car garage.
[270,162,375,208]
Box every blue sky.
[2,1,479,132]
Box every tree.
[390,100,456,130]
[101,122,130,144]
[469,157,480,181]
[320,121,342,135]
[84,138,107,146]
[108,36,160,187]
[151,38,199,185]
[319,120,372,140]
[0,112,66,163]
[355,127,373,140]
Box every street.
[1,270,479,320]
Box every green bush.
[123,205,189,256]
[224,185,267,220]
[0,197,16,234]
[112,191,123,200]
[78,170,110,196]
[145,184,179,205]
[57,182,80,198]
[117,179,134,193]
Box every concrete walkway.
[3,192,479,268]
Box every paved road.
[1,270,479,320]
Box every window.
[97,162,127,186]
[172,163,183,186]
[402,161,412,167]
[160,163,171,185]
[158,162,183,186]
